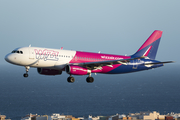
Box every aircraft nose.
[5,54,14,64]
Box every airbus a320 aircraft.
[5,30,174,83]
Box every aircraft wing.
[70,56,145,70]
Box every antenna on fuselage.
[29,44,31,47]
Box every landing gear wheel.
[86,77,94,83]
[67,76,75,83]
[23,73,28,77]
[23,66,30,78]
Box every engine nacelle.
[65,65,90,75]
[37,68,62,75]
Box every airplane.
[5,30,174,83]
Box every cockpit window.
[11,50,23,54]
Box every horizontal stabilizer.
[143,61,175,65]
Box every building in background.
[18,111,180,120]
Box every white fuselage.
[5,47,76,70]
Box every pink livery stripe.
[143,46,152,57]
[70,51,130,63]
[69,51,130,73]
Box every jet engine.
[37,68,62,75]
[65,65,90,75]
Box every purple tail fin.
[132,30,163,60]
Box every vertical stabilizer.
[132,30,163,59]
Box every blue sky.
[0,0,179,65]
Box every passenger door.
[29,48,34,59]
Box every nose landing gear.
[23,66,30,78]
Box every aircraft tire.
[86,77,94,83]
[23,73,28,78]
[67,76,75,83]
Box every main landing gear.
[67,76,75,83]
[86,73,94,83]
[23,66,30,78]
[86,76,94,83]
[67,74,94,83]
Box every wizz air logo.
[101,55,123,60]
[34,49,59,61]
